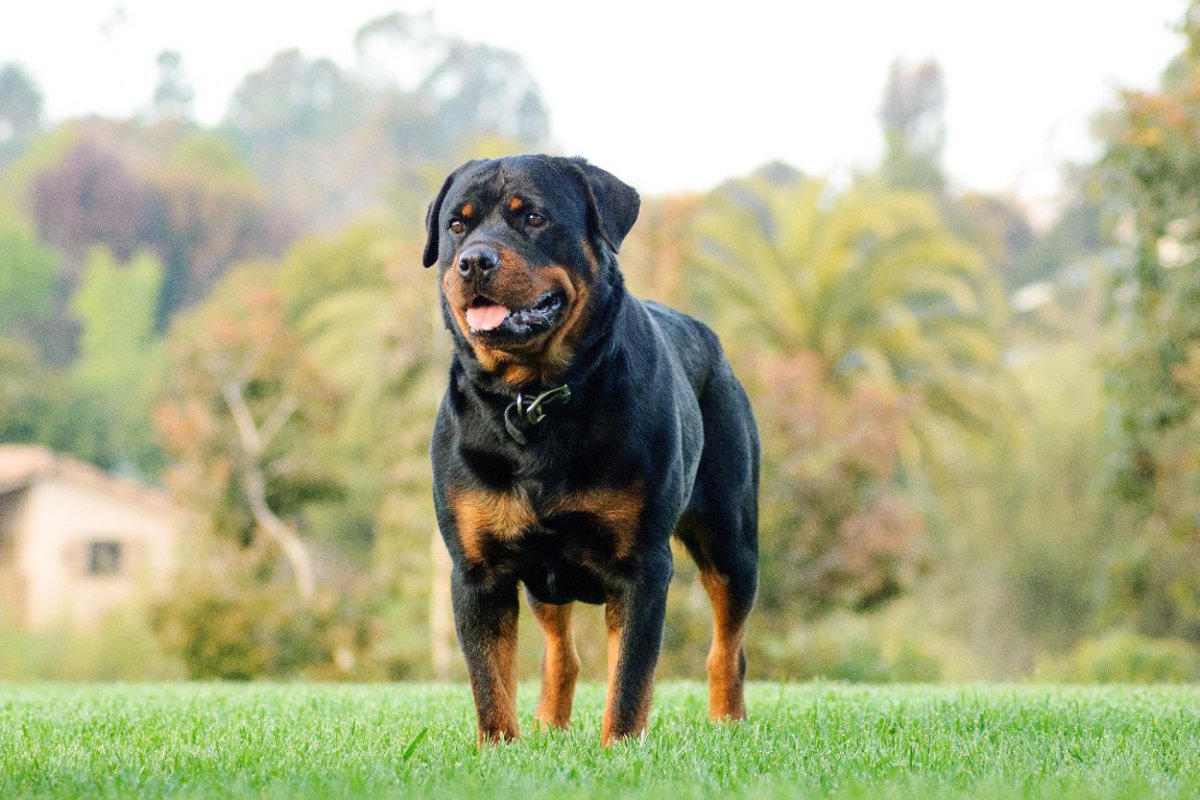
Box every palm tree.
[687,167,1010,469]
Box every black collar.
[503,384,572,445]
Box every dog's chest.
[447,481,644,576]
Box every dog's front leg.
[452,569,520,744]
[601,551,672,745]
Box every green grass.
[2,682,1198,799]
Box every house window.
[87,541,123,576]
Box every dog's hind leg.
[527,593,580,729]
[697,555,756,720]
[677,363,759,721]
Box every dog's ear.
[568,158,641,254]
[423,161,475,268]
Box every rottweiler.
[424,155,759,745]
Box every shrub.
[1037,630,1200,683]
[150,551,390,680]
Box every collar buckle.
[504,384,572,445]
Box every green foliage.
[167,131,256,185]
[1039,630,1200,683]
[0,614,182,681]
[155,263,341,546]
[73,247,163,390]
[0,212,56,340]
[751,352,927,616]
[911,335,1130,678]
[1097,1,1200,642]
[67,247,166,473]
[0,338,123,468]
[753,610,942,682]
[3,684,1200,799]
[277,222,393,323]
[0,339,52,442]
[683,166,1010,629]
[689,170,1009,467]
[150,552,388,680]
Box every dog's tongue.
[466,303,510,332]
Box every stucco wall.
[15,477,180,630]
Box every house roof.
[0,445,180,515]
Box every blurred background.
[1,1,1199,685]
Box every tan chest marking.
[449,488,538,562]
[448,483,644,562]
[551,484,643,560]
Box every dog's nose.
[457,246,500,279]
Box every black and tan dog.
[424,155,759,745]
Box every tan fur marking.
[441,252,589,387]
[460,202,474,218]
[601,601,622,742]
[508,196,524,211]
[699,569,747,721]
[529,600,580,729]
[448,488,537,562]
[550,483,643,559]
[579,236,601,279]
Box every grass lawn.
[2,681,1198,799]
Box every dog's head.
[423,155,640,387]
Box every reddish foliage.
[751,351,927,612]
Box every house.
[0,445,185,630]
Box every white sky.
[1,1,1186,203]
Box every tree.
[0,63,42,163]
[684,165,1008,621]
[150,50,194,123]
[751,351,927,615]
[282,223,449,674]
[1098,0,1200,641]
[946,191,1036,292]
[27,130,284,341]
[353,11,550,151]
[618,192,702,309]
[222,16,551,233]
[142,134,286,327]
[879,59,947,193]
[689,167,1008,466]
[417,41,550,150]
[70,247,166,473]
[0,212,56,343]
[226,50,367,152]
[29,135,151,363]
[154,265,341,600]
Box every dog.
[424,155,759,745]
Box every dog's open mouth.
[465,290,566,340]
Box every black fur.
[425,155,759,744]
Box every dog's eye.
[525,213,546,228]
[449,219,465,234]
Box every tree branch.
[218,377,315,600]
[259,395,300,449]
